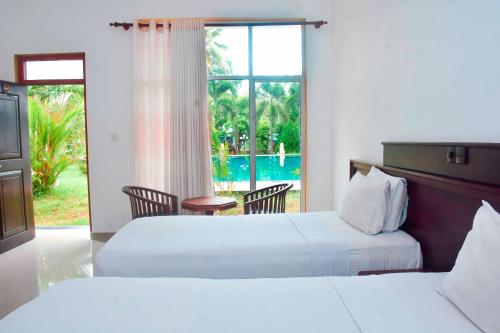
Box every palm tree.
[28,85,85,156]
[208,80,237,151]
[226,95,249,154]
[206,28,232,75]
[28,95,82,196]
[256,83,285,153]
[28,85,84,103]
[208,81,249,154]
[284,83,300,122]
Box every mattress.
[288,211,422,275]
[0,273,480,333]
[95,211,422,278]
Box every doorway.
[16,53,91,229]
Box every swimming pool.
[213,154,301,182]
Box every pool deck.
[214,180,301,192]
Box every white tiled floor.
[0,228,102,318]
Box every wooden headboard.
[350,143,500,272]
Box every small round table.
[181,196,237,215]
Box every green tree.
[221,94,248,154]
[28,86,85,196]
[206,31,301,158]
[208,80,249,154]
[284,83,300,122]
[206,28,232,75]
[206,29,250,155]
[277,83,301,153]
[208,80,237,151]
[277,121,300,153]
[256,123,270,153]
[256,83,285,153]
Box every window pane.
[255,82,301,212]
[206,27,248,76]
[253,26,302,76]
[25,60,84,80]
[209,80,250,202]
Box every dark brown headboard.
[350,143,500,272]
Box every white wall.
[0,0,334,232]
[330,0,500,209]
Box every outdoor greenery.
[216,190,301,215]
[33,165,89,226]
[28,85,89,226]
[27,29,300,226]
[28,85,86,197]
[212,142,233,192]
[207,28,302,209]
[206,28,301,157]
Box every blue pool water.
[213,154,301,181]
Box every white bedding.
[0,273,480,333]
[95,211,422,278]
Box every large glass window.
[206,25,304,214]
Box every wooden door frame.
[14,52,93,231]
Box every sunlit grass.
[33,167,299,225]
[216,190,300,215]
[33,165,89,227]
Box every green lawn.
[216,190,301,215]
[33,165,89,227]
[33,168,299,225]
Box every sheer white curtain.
[133,18,214,208]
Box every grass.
[33,165,89,227]
[215,190,301,215]
[33,167,299,225]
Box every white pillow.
[439,201,500,333]
[350,170,365,184]
[367,167,408,232]
[341,174,390,235]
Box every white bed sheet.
[289,211,422,275]
[378,273,482,333]
[0,273,481,333]
[95,211,421,278]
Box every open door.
[0,80,35,253]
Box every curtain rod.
[109,20,327,31]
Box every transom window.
[16,53,85,85]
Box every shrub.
[277,121,301,154]
[212,143,235,192]
[29,96,82,196]
[213,143,230,179]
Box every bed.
[95,211,422,278]
[0,272,481,333]
[96,145,500,278]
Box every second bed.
[95,211,422,278]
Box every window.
[252,26,302,76]
[206,24,304,213]
[25,60,84,81]
[16,53,85,85]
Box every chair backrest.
[243,183,293,215]
[122,186,178,219]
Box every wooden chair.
[243,183,293,215]
[122,186,178,219]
